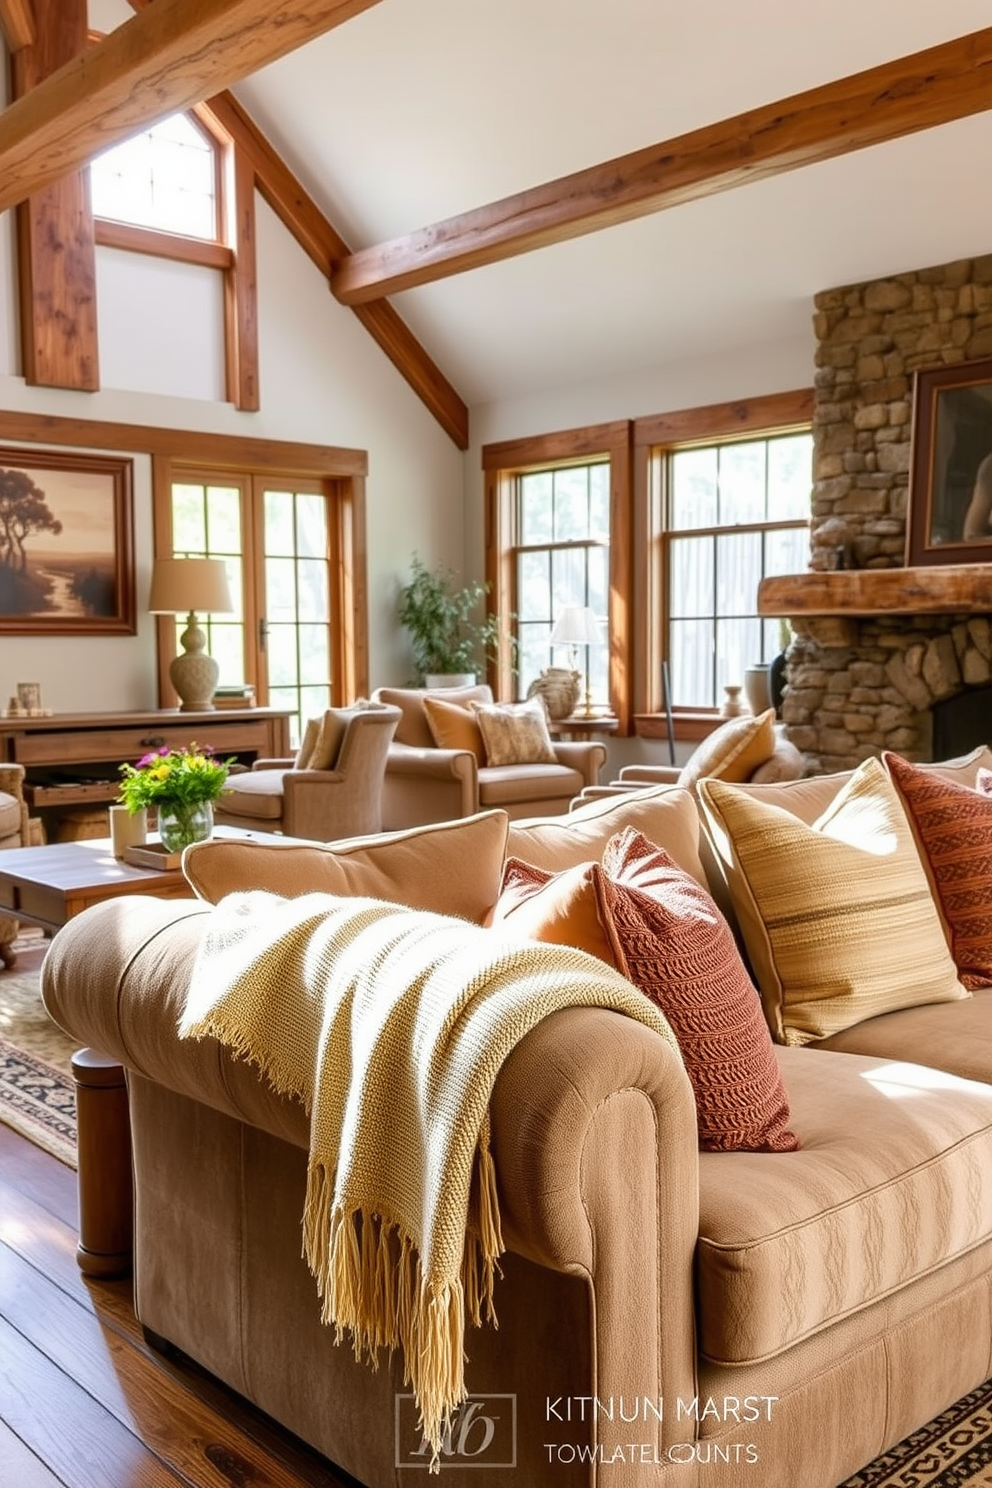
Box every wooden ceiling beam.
[0,0,35,51]
[0,0,385,218]
[202,92,469,449]
[332,26,992,305]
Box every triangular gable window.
[91,113,218,241]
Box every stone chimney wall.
[809,255,992,571]
[783,253,992,772]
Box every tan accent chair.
[214,704,401,842]
[371,684,606,830]
[0,763,43,968]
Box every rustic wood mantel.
[758,565,992,618]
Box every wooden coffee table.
[0,827,273,938]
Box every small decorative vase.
[743,664,773,716]
[720,685,745,718]
[157,799,214,854]
[526,667,582,720]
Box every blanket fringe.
[302,1148,506,1471]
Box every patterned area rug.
[0,930,77,1167]
[839,1378,992,1486]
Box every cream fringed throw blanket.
[179,890,680,1467]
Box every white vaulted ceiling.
[78,0,992,410]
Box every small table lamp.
[550,605,603,717]
[148,558,234,712]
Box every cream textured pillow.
[679,708,777,789]
[698,758,968,1045]
[183,809,509,925]
[472,697,557,767]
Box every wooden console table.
[0,707,292,839]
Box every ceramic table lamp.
[550,605,604,718]
[148,558,234,711]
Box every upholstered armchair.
[370,684,606,830]
[0,763,42,968]
[571,709,804,809]
[213,703,401,842]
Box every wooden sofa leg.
[71,1049,134,1279]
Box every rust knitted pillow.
[885,752,992,989]
[493,828,798,1152]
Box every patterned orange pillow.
[886,752,992,988]
[493,828,798,1152]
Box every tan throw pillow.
[422,694,486,765]
[507,783,709,889]
[293,716,321,769]
[183,809,509,925]
[472,697,557,767]
[698,758,968,1046]
[306,708,351,771]
[491,828,799,1152]
[679,708,777,789]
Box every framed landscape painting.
[906,357,992,566]
[0,447,135,634]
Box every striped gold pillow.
[698,758,968,1045]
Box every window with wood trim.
[157,463,358,748]
[659,431,812,708]
[634,394,813,726]
[90,114,219,241]
[88,104,258,411]
[483,422,632,727]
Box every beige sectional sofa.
[40,748,992,1488]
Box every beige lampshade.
[148,558,233,616]
[550,605,603,647]
[550,606,603,718]
[148,559,233,712]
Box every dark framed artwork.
[0,447,135,634]
[906,357,992,566]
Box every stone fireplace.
[762,252,992,772]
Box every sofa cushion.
[507,783,709,887]
[472,698,558,766]
[182,809,509,924]
[215,771,288,821]
[678,707,777,789]
[698,757,968,1045]
[422,694,486,764]
[696,1044,992,1364]
[884,751,992,989]
[373,685,492,749]
[478,763,584,807]
[491,828,798,1153]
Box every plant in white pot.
[398,555,504,687]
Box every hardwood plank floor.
[0,1122,360,1488]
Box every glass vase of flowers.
[117,743,234,853]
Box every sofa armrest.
[618,763,681,785]
[381,741,478,829]
[551,740,606,787]
[491,1003,700,1440]
[250,757,296,770]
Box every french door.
[158,465,343,746]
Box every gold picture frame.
[0,446,135,633]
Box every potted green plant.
[398,555,504,687]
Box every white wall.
[0,185,465,713]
